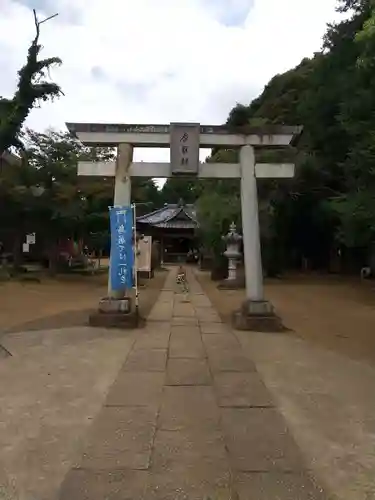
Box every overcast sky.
[1,0,344,164]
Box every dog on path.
[176,265,189,295]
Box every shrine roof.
[137,204,198,229]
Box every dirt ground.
[3,267,375,366]
[0,270,167,334]
[197,271,375,367]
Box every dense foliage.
[0,11,63,155]
[0,130,160,268]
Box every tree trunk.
[12,230,23,271]
[47,240,58,276]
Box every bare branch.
[32,9,40,41]
[32,10,59,39]
[39,13,59,25]
[32,9,38,26]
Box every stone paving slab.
[191,302,213,310]
[235,472,327,499]
[190,298,212,307]
[142,321,171,332]
[80,406,157,470]
[173,303,196,317]
[144,465,233,499]
[221,408,305,472]
[197,312,222,323]
[147,302,173,322]
[156,292,174,303]
[61,467,233,500]
[170,325,200,335]
[147,312,173,322]
[133,331,170,350]
[169,333,206,359]
[207,349,257,373]
[202,333,240,351]
[159,386,220,431]
[166,358,211,386]
[123,349,167,372]
[171,316,199,326]
[195,306,218,315]
[152,428,228,470]
[105,372,165,407]
[200,322,229,334]
[214,372,275,408]
[170,326,201,338]
[145,464,233,500]
[59,469,149,500]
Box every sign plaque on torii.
[169,122,200,175]
[67,121,302,331]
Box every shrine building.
[136,201,198,264]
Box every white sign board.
[22,243,29,253]
[137,237,152,273]
[26,233,36,244]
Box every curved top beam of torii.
[66,122,303,148]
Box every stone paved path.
[59,268,328,499]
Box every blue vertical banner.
[109,206,134,291]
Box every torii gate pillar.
[240,145,263,301]
[108,143,132,298]
[233,144,281,331]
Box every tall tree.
[0,10,62,155]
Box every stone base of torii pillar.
[89,296,143,328]
[232,299,284,332]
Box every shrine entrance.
[67,121,301,330]
[164,237,191,262]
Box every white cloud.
[0,0,344,166]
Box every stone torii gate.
[67,122,302,330]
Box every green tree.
[159,177,204,205]
[0,129,114,269]
[200,0,375,272]
[196,181,241,256]
[0,10,62,155]
[132,178,161,215]
[1,128,163,268]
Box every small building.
[136,202,198,263]
[0,151,21,171]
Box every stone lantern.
[222,222,243,284]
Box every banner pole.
[132,203,139,318]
